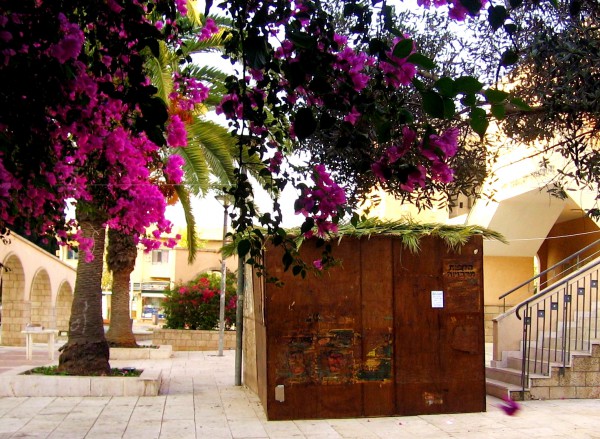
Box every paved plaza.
[0,345,599,438]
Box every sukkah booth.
[243,230,490,420]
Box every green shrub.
[162,272,237,330]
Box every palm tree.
[105,228,138,347]
[58,206,111,375]
[104,10,236,347]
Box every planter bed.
[0,366,162,397]
[109,344,172,360]
[152,329,236,351]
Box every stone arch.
[1,254,29,346]
[55,280,73,333]
[30,269,54,341]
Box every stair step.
[485,366,523,386]
[485,378,530,401]
[506,355,552,375]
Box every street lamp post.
[217,197,228,357]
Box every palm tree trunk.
[57,212,110,375]
[105,230,138,347]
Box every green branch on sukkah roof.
[221,218,506,258]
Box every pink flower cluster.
[267,151,283,174]
[48,13,84,64]
[216,93,244,119]
[167,114,188,147]
[381,36,417,88]
[421,127,459,183]
[333,34,375,93]
[371,126,459,192]
[199,18,219,41]
[417,0,488,21]
[175,0,187,15]
[169,75,210,112]
[0,3,187,261]
[295,165,347,238]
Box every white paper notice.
[431,290,444,308]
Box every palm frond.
[175,184,198,263]
[221,219,506,257]
[185,118,236,186]
[175,144,211,196]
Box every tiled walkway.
[1,345,600,438]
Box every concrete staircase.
[486,341,600,400]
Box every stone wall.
[530,343,600,399]
[484,304,505,344]
[152,328,236,351]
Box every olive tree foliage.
[465,0,600,210]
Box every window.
[151,250,169,265]
[66,249,78,260]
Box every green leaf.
[287,31,316,50]
[500,49,519,67]
[282,251,294,271]
[368,38,387,56]
[434,77,455,97]
[412,77,426,91]
[292,265,302,276]
[460,0,485,14]
[376,120,392,144]
[406,53,436,70]
[300,217,315,235]
[443,97,456,119]
[461,93,477,106]
[503,23,518,35]
[422,91,445,119]
[294,107,317,141]
[488,5,507,31]
[509,97,531,111]
[485,88,509,104]
[470,107,489,138]
[393,39,413,59]
[454,76,483,95]
[491,103,506,119]
[244,35,269,70]
[238,239,251,258]
[509,0,523,7]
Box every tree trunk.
[105,229,138,347]
[58,212,110,375]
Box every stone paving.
[1,345,600,438]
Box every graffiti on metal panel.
[356,334,392,382]
[317,329,354,384]
[278,330,392,384]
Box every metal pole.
[235,253,244,386]
[217,202,228,356]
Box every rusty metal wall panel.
[359,237,395,416]
[260,235,485,420]
[264,239,363,420]
[394,236,485,415]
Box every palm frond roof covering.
[222,218,506,256]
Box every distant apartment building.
[57,224,237,323]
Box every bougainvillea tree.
[1,0,192,374]
[211,0,527,275]
[1,0,541,373]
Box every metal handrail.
[515,258,600,320]
[506,257,600,397]
[499,238,600,302]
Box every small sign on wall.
[431,290,444,308]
